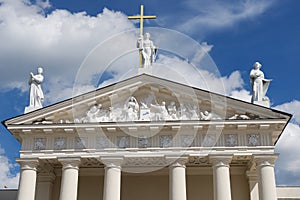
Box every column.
[101,157,123,200]
[210,155,233,200]
[35,171,55,200]
[246,171,259,200]
[58,158,81,200]
[254,155,278,200]
[17,159,39,200]
[169,158,187,200]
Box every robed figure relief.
[250,62,271,104]
[25,67,44,113]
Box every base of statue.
[253,99,270,108]
[138,66,152,75]
[24,105,42,114]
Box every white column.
[17,159,39,200]
[169,159,187,200]
[210,155,233,200]
[254,155,278,200]
[35,171,55,200]
[246,171,259,200]
[58,158,81,200]
[101,157,123,200]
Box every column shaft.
[169,162,187,200]
[246,171,259,200]
[35,173,55,200]
[58,158,80,200]
[103,164,121,200]
[255,155,278,200]
[210,156,232,200]
[17,160,38,200]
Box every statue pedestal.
[253,100,270,108]
[138,67,152,75]
[24,105,42,114]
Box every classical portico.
[4,74,291,200]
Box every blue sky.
[0,0,300,187]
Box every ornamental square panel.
[181,135,195,147]
[117,136,130,148]
[138,137,152,148]
[159,135,172,148]
[95,136,110,149]
[34,138,46,150]
[225,134,238,147]
[54,137,67,150]
[247,134,260,146]
[75,137,88,149]
[202,134,216,147]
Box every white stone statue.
[24,67,44,113]
[125,96,139,121]
[200,111,212,120]
[167,101,177,120]
[137,32,157,68]
[150,101,169,120]
[250,62,271,107]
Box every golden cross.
[128,5,156,36]
[128,5,156,68]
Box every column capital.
[100,157,123,169]
[253,154,278,167]
[58,158,81,170]
[16,159,39,171]
[209,155,232,167]
[166,156,188,168]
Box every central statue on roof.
[128,5,158,68]
[137,32,157,68]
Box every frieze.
[51,95,257,124]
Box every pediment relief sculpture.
[61,94,254,123]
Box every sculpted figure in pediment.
[200,111,212,120]
[125,96,139,121]
[167,101,178,120]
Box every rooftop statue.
[128,5,157,69]
[24,67,44,113]
[137,33,157,68]
[250,62,271,107]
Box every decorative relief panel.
[54,137,66,150]
[34,138,46,150]
[61,94,256,124]
[159,135,172,148]
[138,137,151,148]
[117,136,130,148]
[247,134,260,146]
[202,134,216,147]
[95,136,110,149]
[225,134,238,147]
[75,137,88,149]
[181,135,195,147]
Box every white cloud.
[0,0,135,102]
[0,145,19,189]
[274,100,300,124]
[275,123,300,185]
[171,0,275,33]
[230,89,251,102]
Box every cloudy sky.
[0,0,300,188]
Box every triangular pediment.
[4,74,290,126]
